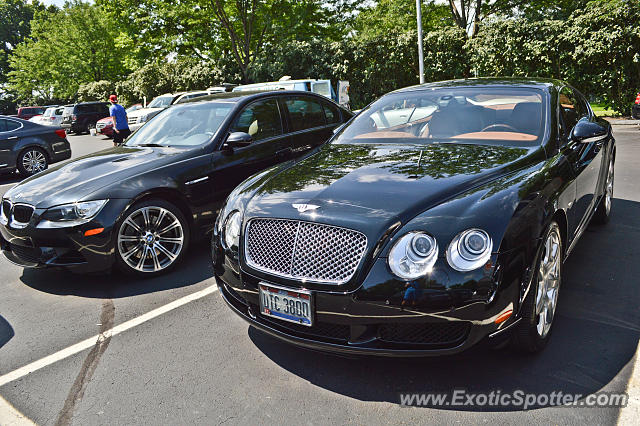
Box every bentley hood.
[4,146,187,208]
[245,142,542,234]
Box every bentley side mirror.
[224,132,252,149]
[571,121,607,144]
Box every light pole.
[416,0,425,84]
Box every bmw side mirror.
[224,132,252,149]
[572,120,607,144]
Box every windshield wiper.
[135,143,168,147]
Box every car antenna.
[418,150,423,168]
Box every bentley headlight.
[388,232,438,280]
[446,229,493,272]
[223,210,242,251]
[37,200,108,228]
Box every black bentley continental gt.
[212,78,615,356]
[0,91,351,276]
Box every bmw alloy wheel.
[117,206,185,273]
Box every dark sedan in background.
[0,116,71,176]
[213,78,615,356]
[61,102,110,134]
[0,91,352,276]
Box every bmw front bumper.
[0,199,131,273]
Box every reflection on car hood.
[4,146,185,208]
[246,142,539,232]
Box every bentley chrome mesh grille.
[245,218,367,284]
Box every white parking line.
[618,342,640,425]
[0,284,218,387]
[0,395,35,425]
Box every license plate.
[259,283,313,326]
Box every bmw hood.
[245,142,541,233]
[4,146,186,208]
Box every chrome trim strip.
[185,176,209,185]
[488,317,522,338]
[9,202,35,229]
[0,120,24,133]
[580,135,606,144]
[0,199,10,225]
[0,164,7,167]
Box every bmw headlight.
[446,229,493,272]
[222,210,242,251]
[37,200,108,228]
[388,232,438,280]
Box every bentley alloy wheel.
[594,156,614,224]
[535,224,561,338]
[513,221,562,352]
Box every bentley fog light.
[388,232,438,280]
[223,210,242,251]
[447,229,493,272]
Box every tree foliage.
[354,0,450,41]
[563,0,640,113]
[3,0,638,115]
[470,0,640,113]
[77,80,116,102]
[7,1,128,103]
[0,0,45,85]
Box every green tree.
[563,0,640,113]
[354,0,451,41]
[7,1,129,103]
[77,80,116,102]
[470,18,567,79]
[0,0,38,85]
[98,0,342,83]
[444,0,578,37]
[114,57,240,105]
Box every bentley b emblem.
[292,203,320,213]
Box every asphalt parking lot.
[1,127,639,425]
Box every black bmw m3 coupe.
[0,91,351,276]
[212,78,615,356]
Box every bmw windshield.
[125,102,233,147]
[335,88,547,147]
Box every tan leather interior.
[451,131,537,141]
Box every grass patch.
[591,103,622,117]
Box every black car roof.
[393,77,564,94]
[183,90,339,105]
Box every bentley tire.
[592,156,614,225]
[512,221,562,353]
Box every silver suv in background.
[126,93,183,131]
[173,88,227,104]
